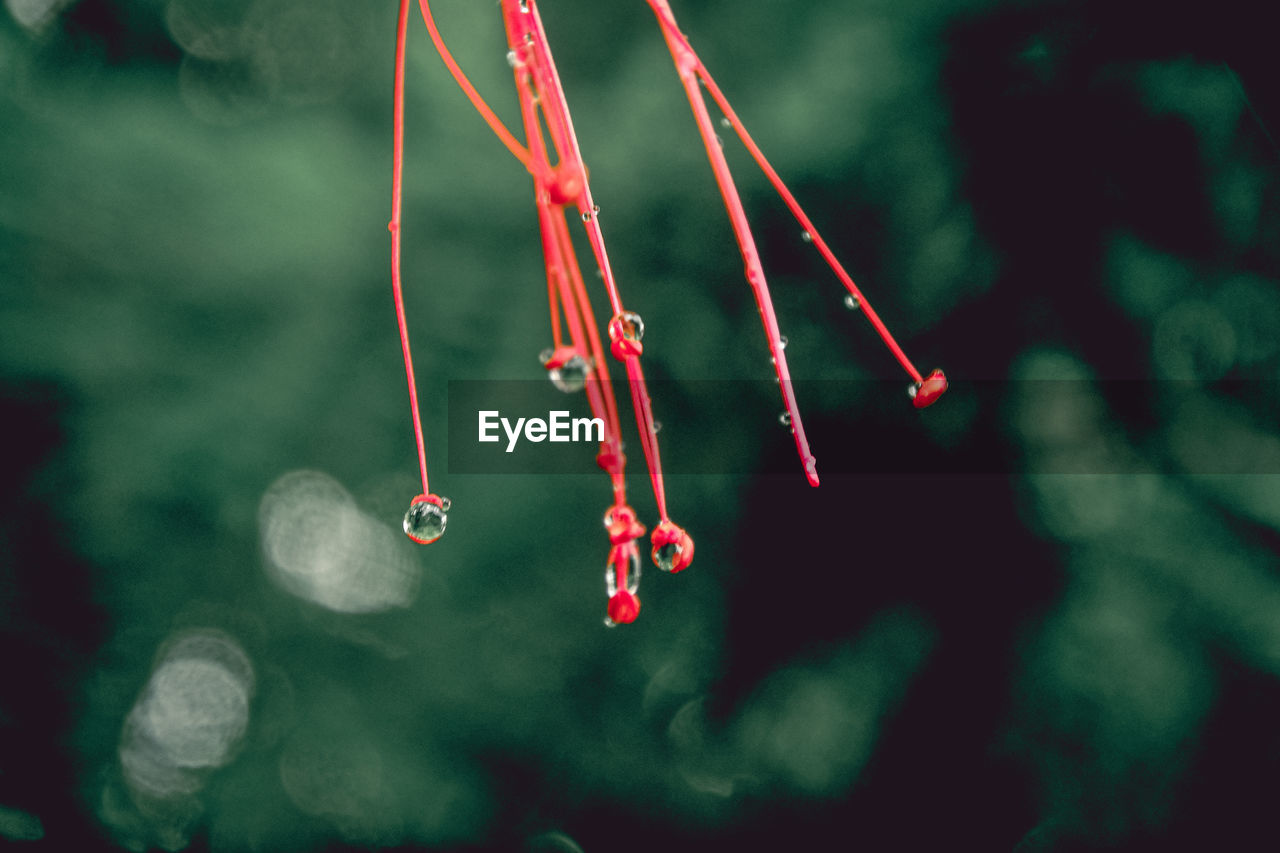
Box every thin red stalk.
[391,0,430,497]
[624,358,670,520]
[554,217,624,448]
[509,3,626,317]
[415,0,539,177]
[506,6,628,501]
[648,2,819,487]
[540,199,623,476]
[503,0,672,514]
[645,0,926,385]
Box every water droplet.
[438,496,452,512]
[519,0,530,12]
[801,230,813,243]
[506,50,521,68]
[403,499,447,544]
[592,204,601,216]
[539,347,555,365]
[715,134,724,148]
[549,354,590,393]
[779,336,788,350]
[652,420,662,434]
[581,211,592,222]
[843,293,861,311]
[719,116,731,128]
[606,549,641,595]
[655,542,682,572]
[907,382,920,400]
[612,311,644,342]
[524,33,534,44]
[778,412,792,427]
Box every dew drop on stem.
[844,293,861,311]
[778,412,792,427]
[550,354,590,393]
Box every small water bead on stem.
[550,355,590,392]
[778,411,792,427]
[539,345,591,392]
[844,293,861,311]
[606,543,641,596]
[651,520,693,573]
[404,494,450,544]
[607,310,645,360]
[604,541,642,626]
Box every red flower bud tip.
[911,369,948,409]
[606,590,640,625]
[604,505,647,545]
[651,521,694,573]
[404,493,451,544]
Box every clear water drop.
[778,411,792,427]
[652,420,662,434]
[779,336,788,350]
[539,347,554,365]
[549,354,590,393]
[519,0,530,12]
[506,50,520,68]
[719,116,731,128]
[908,382,920,400]
[614,311,644,342]
[801,230,813,243]
[844,293,861,311]
[581,210,592,222]
[592,204,601,216]
[606,550,641,595]
[655,542,682,572]
[715,134,724,148]
[438,496,452,512]
[404,500,447,543]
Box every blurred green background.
[2,0,1279,849]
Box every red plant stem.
[503,0,673,515]
[645,0,926,386]
[513,3,625,318]
[647,0,819,487]
[415,0,538,177]
[391,0,430,497]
